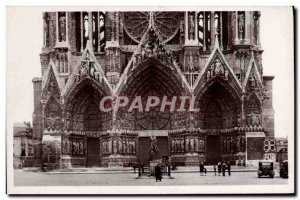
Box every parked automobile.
[257,160,275,178]
[279,160,288,178]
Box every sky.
[6,7,294,138]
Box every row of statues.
[223,135,246,153]
[76,61,103,84]
[246,113,261,126]
[102,139,136,155]
[62,139,84,155]
[132,29,174,69]
[45,117,61,130]
[171,137,205,153]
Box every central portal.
[86,138,100,167]
[206,135,221,164]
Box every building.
[13,122,33,168]
[32,11,275,169]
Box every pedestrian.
[214,165,217,176]
[227,161,231,176]
[155,164,162,182]
[217,162,222,176]
[199,162,204,176]
[222,162,226,176]
[141,164,144,174]
[204,167,207,176]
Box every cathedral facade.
[32,11,274,168]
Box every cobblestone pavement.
[14,169,288,186]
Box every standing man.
[155,164,162,182]
[217,162,222,176]
[214,165,217,176]
[222,161,227,176]
[199,162,204,176]
[227,161,231,176]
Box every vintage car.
[279,160,288,178]
[257,160,275,178]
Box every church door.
[86,138,100,167]
[206,135,221,165]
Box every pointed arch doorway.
[198,79,240,164]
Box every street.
[14,167,288,186]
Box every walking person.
[217,162,222,176]
[155,164,162,182]
[222,161,226,176]
[214,165,217,176]
[227,161,231,176]
[199,162,204,176]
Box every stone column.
[80,12,84,52]
[88,12,93,42]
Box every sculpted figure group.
[171,137,205,153]
[102,139,136,155]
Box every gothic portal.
[32,11,274,168]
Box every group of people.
[199,161,232,176]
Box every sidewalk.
[42,165,257,175]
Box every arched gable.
[193,37,242,97]
[243,51,263,90]
[115,27,191,95]
[63,40,112,99]
[42,61,62,102]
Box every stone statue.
[227,137,230,153]
[66,139,70,154]
[108,140,112,154]
[113,140,118,154]
[236,136,241,152]
[149,136,159,160]
[250,76,256,88]
[80,65,88,78]
[190,138,195,152]
[185,138,190,152]
[132,141,136,154]
[171,140,175,153]
[199,139,204,152]
[90,65,95,78]
[207,70,211,80]
[175,139,179,153]
[118,140,122,154]
[195,138,199,152]
[84,14,89,38]
[59,15,66,42]
[127,140,130,154]
[122,141,127,154]
[224,69,229,80]
[238,13,245,39]
[189,14,195,40]
[102,142,106,154]
[223,139,227,153]
[80,140,84,155]
[181,139,184,152]
[214,58,223,75]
